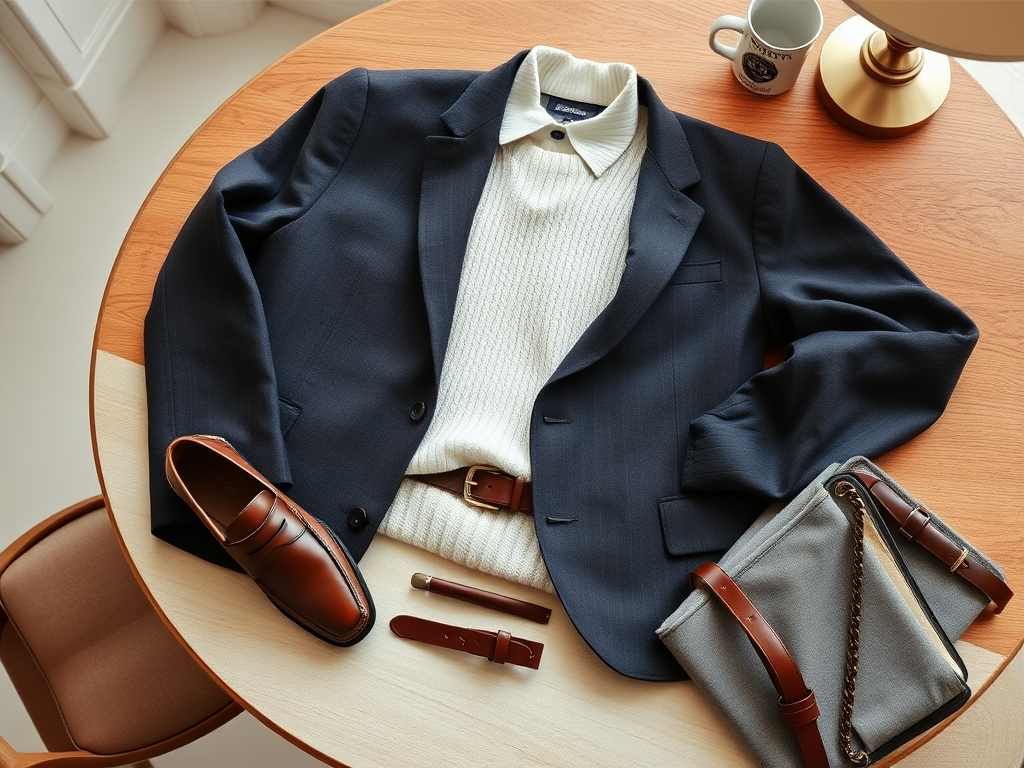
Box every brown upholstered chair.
[0,496,242,767]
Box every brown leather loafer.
[164,435,374,646]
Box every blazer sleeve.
[144,69,368,563]
[683,142,978,501]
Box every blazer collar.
[440,51,530,137]
[636,75,701,191]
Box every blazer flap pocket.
[658,492,764,557]
[669,260,721,285]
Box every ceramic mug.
[709,0,824,96]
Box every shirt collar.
[499,46,639,177]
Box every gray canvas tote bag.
[658,457,1010,768]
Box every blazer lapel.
[419,52,528,384]
[550,78,705,385]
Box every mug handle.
[709,15,747,60]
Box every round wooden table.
[90,1,1024,766]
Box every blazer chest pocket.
[669,260,721,285]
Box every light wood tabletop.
[91,1,1024,765]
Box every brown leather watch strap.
[389,615,544,669]
[692,562,829,768]
[411,466,533,514]
[411,573,552,624]
[851,471,1013,613]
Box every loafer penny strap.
[225,492,305,579]
[225,491,276,543]
[851,471,1013,612]
[691,562,829,768]
[389,615,543,669]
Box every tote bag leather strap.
[692,562,830,768]
[851,471,1013,612]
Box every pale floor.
[0,6,1021,766]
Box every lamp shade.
[843,0,1024,60]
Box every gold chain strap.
[834,480,872,766]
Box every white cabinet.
[0,0,163,139]
[0,0,162,243]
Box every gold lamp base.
[816,16,951,138]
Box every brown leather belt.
[412,466,533,514]
[692,562,828,768]
[389,615,544,669]
[852,471,1013,613]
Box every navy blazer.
[145,51,977,681]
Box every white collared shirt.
[499,45,640,177]
[381,47,647,591]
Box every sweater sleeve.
[683,141,978,500]
[144,68,368,563]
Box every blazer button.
[409,401,427,422]
[347,507,368,529]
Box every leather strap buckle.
[898,505,931,540]
[851,470,1013,613]
[950,547,970,573]
[463,465,504,510]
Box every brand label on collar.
[541,93,606,124]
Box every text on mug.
[750,38,793,61]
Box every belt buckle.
[464,465,503,511]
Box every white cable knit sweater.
[378,47,647,591]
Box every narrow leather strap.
[411,467,534,514]
[412,573,552,624]
[389,615,543,669]
[852,471,1013,613]
[692,562,829,768]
